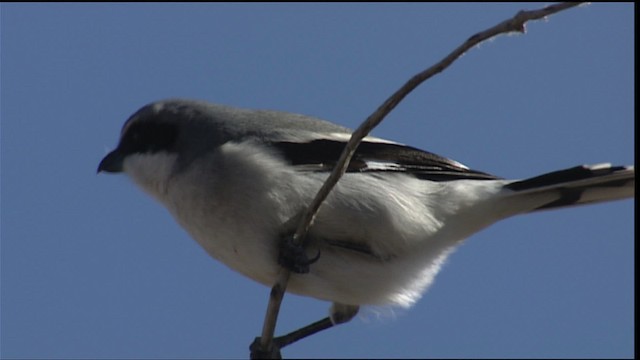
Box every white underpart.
[120,140,524,308]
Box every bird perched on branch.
[98,98,634,355]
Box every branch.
[255,2,585,357]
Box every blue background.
[1,3,633,359]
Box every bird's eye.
[128,130,142,146]
[131,131,141,142]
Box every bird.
[98,98,634,355]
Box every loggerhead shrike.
[98,99,634,353]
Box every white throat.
[123,152,179,202]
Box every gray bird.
[98,98,634,354]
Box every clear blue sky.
[1,3,633,359]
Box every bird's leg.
[277,234,321,274]
[251,215,355,358]
[250,304,359,359]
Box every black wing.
[271,139,500,181]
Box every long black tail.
[503,163,634,212]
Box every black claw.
[278,236,321,274]
[307,248,321,264]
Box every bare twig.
[255,2,585,357]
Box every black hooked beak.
[97,148,125,173]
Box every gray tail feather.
[503,163,634,212]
